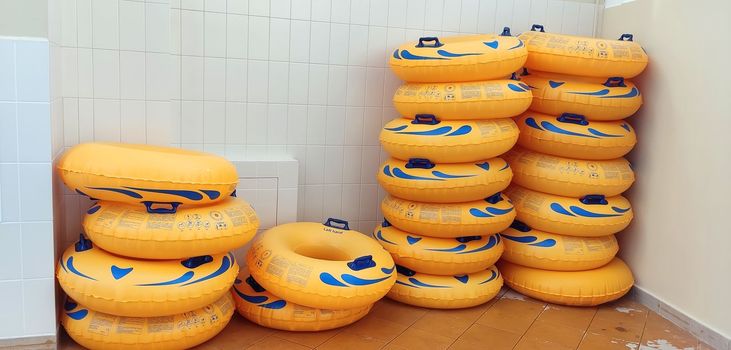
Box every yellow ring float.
[374,221,504,275]
[500,221,618,271]
[378,158,512,203]
[58,143,238,208]
[231,269,371,331]
[380,115,518,163]
[519,24,648,78]
[521,71,642,120]
[498,258,634,306]
[387,265,503,309]
[506,147,634,197]
[83,197,259,260]
[389,30,528,83]
[505,185,633,237]
[381,193,515,238]
[247,219,395,310]
[61,294,234,350]
[393,80,532,120]
[515,112,637,160]
[57,235,238,317]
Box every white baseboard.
[629,286,730,350]
[0,334,56,349]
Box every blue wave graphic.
[569,206,622,218]
[548,80,565,88]
[385,125,408,132]
[612,206,630,213]
[457,235,499,254]
[620,123,631,132]
[569,88,610,96]
[395,280,418,288]
[181,255,233,286]
[425,244,466,252]
[469,208,494,218]
[455,275,469,284]
[600,87,639,99]
[525,117,542,130]
[87,187,142,199]
[201,190,221,200]
[111,265,133,280]
[137,271,194,286]
[233,286,269,304]
[483,40,499,49]
[341,274,391,286]
[64,300,77,311]
[66,309,89,321]
[531,239,557,247]
[508,40,524,50]
[375,230,396,245]
[381,266,395,274]
[392,168,445,181]
[383,165,393,177]
[392,49,400,59]
[260,300,287,309]
[124,187,204,201]
[432,171,473,179]
[588,128,622,137]
[66,257,97,281]
[398,126,453,136]
[519,83,531,90]
[400,50,446,60]
[542,121,598,138]
[501,234,537,243]
[406,236,422,245]
[508,83,528,92]
[476,162,490,171]
[479,270,499,284]
[409,277,449,288]
[87,205,101,214]
[550,203,576,217]
[320,272,348,287]
[469,206,513,218]
[499,162,510,171]
[437,49,481,57]
[446,125,472,136]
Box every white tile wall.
[55,0,600,236]
[0,37,57,340]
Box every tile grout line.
[510,300,549,350]
[574,307,600,349]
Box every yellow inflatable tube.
[374,221,504,275]
[378,157,512,203]
[393,80,532,120]
[58,143,238,208]
[519,25,648,78]
[381,193,515,238]
[57,235,238,317]
[62,294,234,350]
[247,219,395,310]
[506,147,634,197]
[388,265,503,309]
[232,269,371,331]
[515,112,637,160]
[389,30,528,83]
[83,197,259,259]
[500,221,618,271]
[505,185,633,237]
[521,71,642,120]
[499,258,634,306]
[381,116,518,163]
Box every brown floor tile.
[192,317,274,349]
[316,331,387,350]
[587,314,645,343]
[476,296,546,334]
[246,336,312,350]
[271,328,341,348]
[578,331,640,350]
[698,342,717,350]
[370,298,429,326]
[410,310,475,339]
[513,336,574,350]
[338,313,409,342]
[641,312,699,349]
[522,319,585,349]
[386,327,455,350]
[452,323,522,350]
[538,304,598,330]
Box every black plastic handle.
[510,72,519,81]
[521,67,530,76]
[75,233,93,252]
[416,37,443,48]
[530,24,545,32]
[557,113,589,126]
[485,192,503,204]
[412,114,439,125]
[143,202,181,214]
[500,27,512,36]
[456,236,482,243]
[603,77,626,87]
[396,265,416,277]
[580,194,608,205]
[618,33,634,41]
[509,220,532,232]
[181,255,213,268]
[230,190,237,197]
[406,158,435,169]
[324,218,350,230]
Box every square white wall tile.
[0,281,24,338]
[15,40,50,103]
[22,278,57,335]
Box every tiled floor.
[59,288,712,350]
